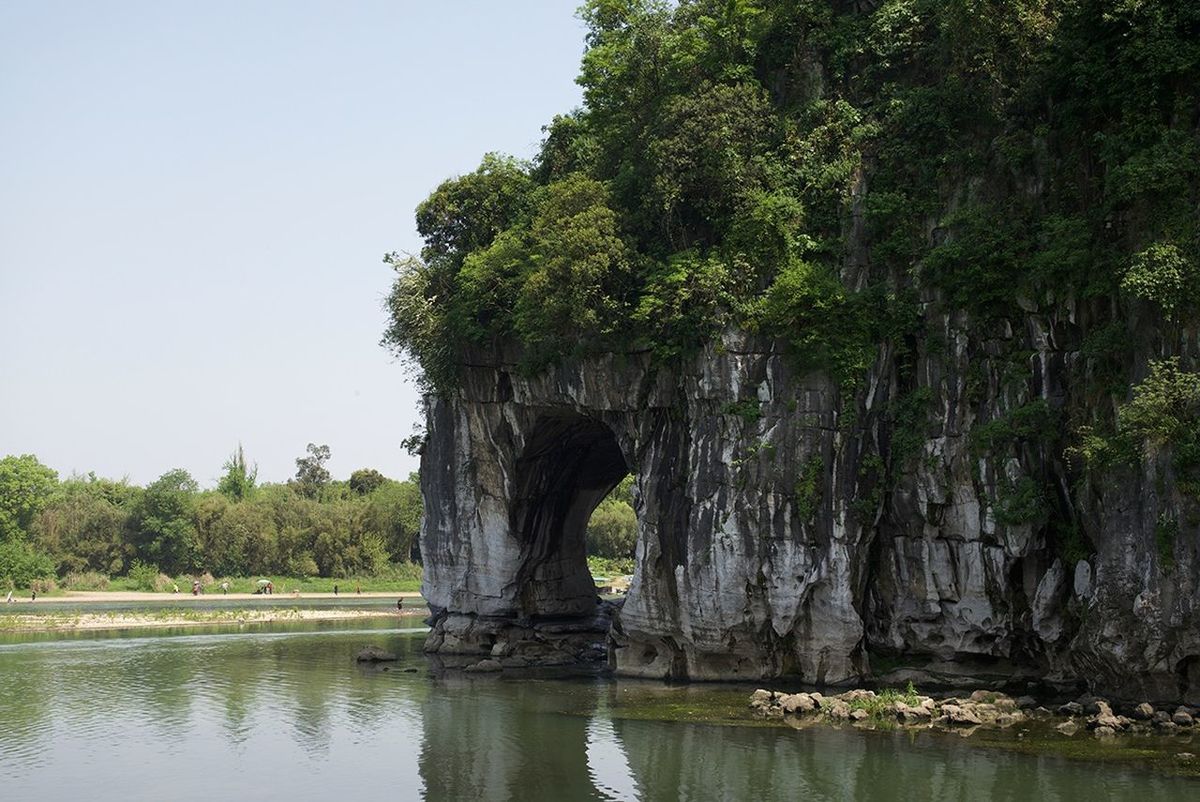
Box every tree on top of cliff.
[384,0,1200,398]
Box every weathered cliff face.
[420,318,1199,703]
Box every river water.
[0,616,1194,800]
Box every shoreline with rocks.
[750,687,1198,740]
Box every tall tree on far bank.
[292,443,331,499]
[128,469,200,575]
[0,454,58,543]
[33,475,136,575]
[217,443,258,502]
[365,473,423,562]
[0,454,58,587]
[348,468,387,496]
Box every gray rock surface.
[1087,701,1122,731]
[355,646,398,662]
[781,693,817,714]
[419,328,1200,701]
[940,704,983,726]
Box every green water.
[0,619,1195,801]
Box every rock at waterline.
[827,701,851,721]
[1086,701,1124,731]
[895,703,931,723]
[938,704,982,726]
[355,646,398,662]
[1077,695,1104,716]
[750,689,774,707]
[1055,721,1080,736]
[465,659,503,673]
[780,693,817,714]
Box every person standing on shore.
[4,590,12,604]
[333,584,339,596]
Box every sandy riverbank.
[23,590,426,603]
[0,606,427,632]
[0,590,429,631]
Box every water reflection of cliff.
[418,673,613,800]
[416,674,877,800]
[2,627,1194,800]
[415,674,884,800]
[416,675,1194,801]
[610,708,1183,800]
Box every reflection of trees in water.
[0,632,204,755]
[0,649,51,756]
[6,630,1198,799]
[261,627,425,757]
[0,624,430,762]
[184,626,430,758]
[276,638,337,758]
[190,636,273,750]
[126,640,202,741]
[418,674,605,800]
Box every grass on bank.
[0,607,309,630]
[13,563,424,597]
[847,683,924,719]
[0,605,413,633]
[11,557,632,597]
[107,574,423,595]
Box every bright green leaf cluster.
[0,454,58,544]
[383,0,1200,406]
[1121,242,1200,314]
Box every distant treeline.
[0,445,421,589]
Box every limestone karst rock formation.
[419,327,1199,704]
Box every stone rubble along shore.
[749,688,1200,738]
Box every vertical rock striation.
[420,321,1198,702]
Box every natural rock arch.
[419,337,865,680]
[508,413,629,619]
[418,335,1199,698]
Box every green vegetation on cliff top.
[385,0,1200,395]
[384,0,1200,564]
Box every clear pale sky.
[0,1,586,486]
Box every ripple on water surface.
[1,621,1197,800]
